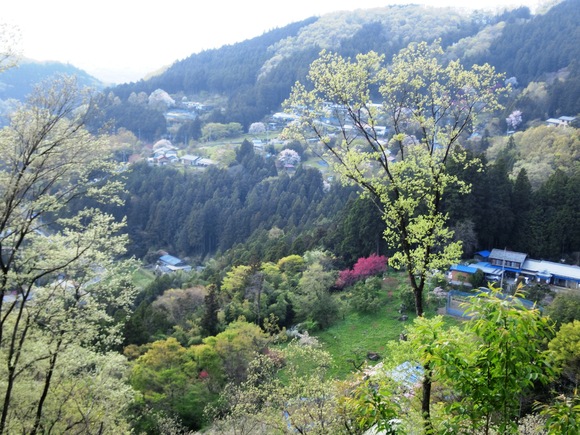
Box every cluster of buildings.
[148,143,215,167]
[449,248,580,290]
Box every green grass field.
[313,272,460,379]
[313,272,413,378]
[131,267,156,291]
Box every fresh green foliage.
[487,125,580,189]
[316,273,412,379]
[201,122,243,141]
[130,337,205,429]
[293,263,339,330]
[548,320,580,390]
[360,287,557,434]
[468,268,485,288]
[130,319,270,431]
[449,287,556,433]
[538,393,580,435]
[205,341,357,435]
[347,375,403,435]
[285,40,506,319]
[348,277,383,314]
[546,291,580,326]
[0,76,138,433]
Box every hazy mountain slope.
[471,0,580,84]
[112,17,318,99]
[107,1,579,129]
[0,59,102,100]
[110,5,488,128]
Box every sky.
[3,0,542,84]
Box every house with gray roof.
[522,259,580,290]
[488,249,527,272]
[156,254,192,273]
[180,155,215,167]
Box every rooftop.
[159,254,185,266]
[523,259,580,282]
[489,249,527,264]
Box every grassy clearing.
[313,271,459,379]
[131,267,156,291]
[316,310,409,379]
[314,272,412,379]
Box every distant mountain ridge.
[106,0,579,130]
[0,59,102,101]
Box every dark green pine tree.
[511,168,533,252]
[477,157,515,249]
[201,284,220,337]
[535,170,580,260]
[334,196,388,267]
[235,138,255,163]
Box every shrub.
[349,277,383,313]
[336,254,388,289]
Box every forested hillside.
[81,0,580,268]
[472,0,580,85]
[101,1,580,134]
[74,132,577,270]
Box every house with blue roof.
[474,250,491,260]
[449,264,479,285]
[449,248,580,290]
[156,254,192,273]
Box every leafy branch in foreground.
[0,75,137,434]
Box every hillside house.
[449,262,503,286]
[156,254,192,273]
[449,248,580,290]
[546,115,576,127]
[151,155,169,165]
[488,249,527,272]
[180,155,215,167]
[181,154,200,166]
[150,147,179,165]
[252,139,264,151]
[521,259,580,289]
[449,264,478,285]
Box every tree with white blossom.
[506,110,523,131]
[248,122,266,134]
[0,74,138,434]
[148,89,175,111]
[277,148,301,167]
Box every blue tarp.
[390,362,424,387]
[451,264,478,274]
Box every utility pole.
[499,247,506,291]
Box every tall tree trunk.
[411,278,433,433]
[0,301,31,433]
[413,287,424,317]
[422,363,434,434]
[0,365,16,434]
[30,338,62,435]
